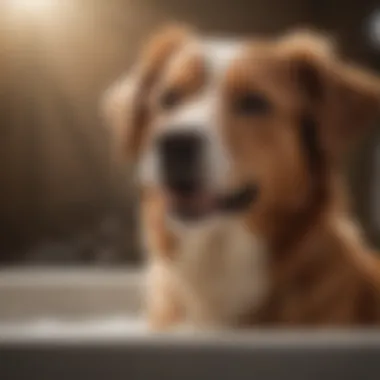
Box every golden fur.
[103,25,380,329]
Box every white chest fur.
[165,218,269,326]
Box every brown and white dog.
[103,25,380,329]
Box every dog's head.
[103,25,380,229]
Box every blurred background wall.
[0,0,379,265]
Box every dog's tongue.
[166,191,216,215]
[164,184,257,220]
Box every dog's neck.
[141,172,380,326]
[241,177,380,326]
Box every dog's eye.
[233,92,271,116]
[160,89,181,110]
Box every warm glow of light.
[368,10,380,49]
[8,0,56,16]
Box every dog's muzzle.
[157,130,205,196]
[157,129,258,222]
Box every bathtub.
[0,268,380,380]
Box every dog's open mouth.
[165,184,259,222]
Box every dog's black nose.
[157,131,204,195]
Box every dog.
[103,24,380,329]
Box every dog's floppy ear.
[102,24,192,161]
[279,30,380,159]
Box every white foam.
[0,316,149,341]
